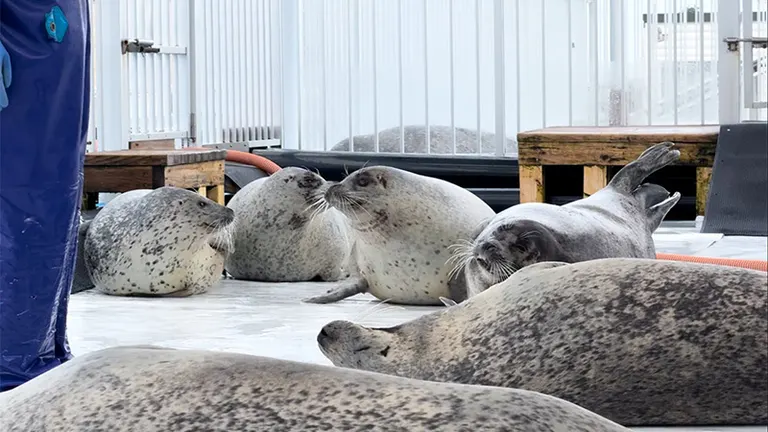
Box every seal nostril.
[320,328,329,338]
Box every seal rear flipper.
[646,192,681,232]
[302,277,368,304]
[71,218,96,294]
[608,142,681,194]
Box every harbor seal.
[225,167,352,282]
[0,345,630,432]
[331,124,518,155]
[456,141,682,297]
[83,187,235,297]
[317,258,768,426]
[303,165,496,305]
[71,218,95,294]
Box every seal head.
[225,167,352,282]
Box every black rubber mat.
[225,161,268,189]
[701,122,768,236]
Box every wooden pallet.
[82,149,227,209]
[516,125,720,216]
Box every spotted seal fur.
[0,345,631,432]
[83,187,235,297]
[456,142,682,298]
[303,166,496,305]
[318,258,768,426]
[225,167,352,282]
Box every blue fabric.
[0,38,10,110]
[0,0,91,391]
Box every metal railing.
[87,0,767,154]
[189,0,283,147]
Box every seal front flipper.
[608,141,681,194]
[439,297,458,307]
[302,277,369,304]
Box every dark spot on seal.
[288,213,308,230]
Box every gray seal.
[456,141,682,297]
[83,187,235,297]
[317,258,768,426]
[331,124,518,155]
[225,167,352,282]
[303,165,496,305]
[0,345,630,432]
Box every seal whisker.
[352,298,393,322]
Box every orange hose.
[184,147,282,175]
[656,252,768,272]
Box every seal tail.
[72,218,96,294]
[302,277,368,304]
[608,141,681,194]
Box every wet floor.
[66,221,768,432]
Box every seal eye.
[198,201,207,208]
[356,176,370,188]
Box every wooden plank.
[84,149,227,167]
[696,167,713,216]
[163,160,225,189]
[519,166,545,203]
[83,166,153,193]
[583,166,608,197]
[129,139,176,150]
[517,125,720,144]
[197,186,208,196]
[207,185,226,205]
[517,141,717,166]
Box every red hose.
[184,147,281,175]
[657,253,768,272]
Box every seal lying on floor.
[303,165,496,305]
[0,346,630,432]
[455,141,682,298]
[317,258,768,426]
[225,167,353,282]
[330,124,518,155]
[83,187,235,297]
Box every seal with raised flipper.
[454,142,682,298]
[0,345,631,432]
[83,187,235,297]
[317,258,768,426]
[303,165,496,305]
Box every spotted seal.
[317,258,768,426]
[455,142,682,298]
[331,124,517,155]
[83,187,235,297]
[303,165,496,305]
[225,167,352,282]
[0,345,630,432]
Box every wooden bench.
[516,126,720,216]
[83,149,227,209]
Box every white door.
[121,0,192,146]
[718,0,768,123]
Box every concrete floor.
[67,222,768,432]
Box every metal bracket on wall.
[723,36,768,52]
[121,39,159,54]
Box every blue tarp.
[0,0,91,391]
